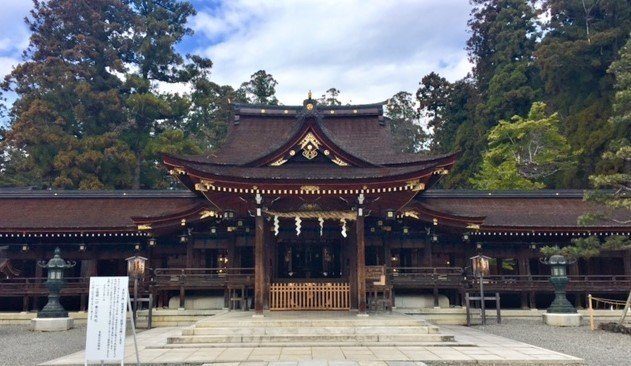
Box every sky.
[0,0,474,106]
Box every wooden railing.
[269,282,350,310]
[390,267,464,288]
[152,267,254,289]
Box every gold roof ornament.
[308,90,312,99]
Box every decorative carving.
[270,157,288,166]
[402,210,420,219]
[434,167,449,175]
[300,185,320,193]
[169,167,186,175]
[407,179,426,191]
[299,132,321,160]
[467,223,481,230]
[200,210,216,219]
[195,179,215,192]
[331,156,349,166]
[137,224,152,231]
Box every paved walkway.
[41,313,585,366]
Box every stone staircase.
[163,310,461,348]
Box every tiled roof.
[0,190,200,232]
[418,191,630,229]
[181,162,442,182]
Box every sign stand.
[127,294,141,366]
[84,277,140,366]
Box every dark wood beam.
[254,195,265,315]
[356,199,366,314]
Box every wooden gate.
[269,282,350,310]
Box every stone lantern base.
[31,317,74,331]
[543,313,582,327]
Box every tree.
[318,88,342,106]
[122,0,211,189]
[563,34,631,256]
[238,70,279,105]
[471,102,575,189]
[430,0,542,188]
[536,0,631,187]
[0,0,136,189]
[386,91,428,153]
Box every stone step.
[193,318,431,328]
[167,333,454,344]
[182,325,438,336]
[156,340,468,349]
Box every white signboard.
[85,276,129,364]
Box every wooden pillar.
[518,248,530,309]
[623,251,631,276]
[356,196,367,314]
[186,240,194,268]
[254,194,265,315]
[424,231,433,267]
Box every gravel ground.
[0,324,87,366]
[473,319,631,366]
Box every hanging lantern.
[431,233,439,243]
[402,226,410,235]
[148,237,157,247]
[134,243,141,251]
[126,255,147,279]
[223,209,236,220]
[21,244,29,252]
[78,243,86,252]
[386,209,396,220]
[462,233,470,242]
[179,230,189,244]
[210,226,217,235]
[237,219,244,227]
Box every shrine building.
[0,96,629,313]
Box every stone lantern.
[541,254,581,326]
[32,247,76,331]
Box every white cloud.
[0,56,19,80]
[0,1,32,57]
[191,0,473,105]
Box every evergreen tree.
[431,0,541,188]
[386,91,428,153]
[471,102,575,190]
[0,0,136,189]
[123,0,210,189]
[238,70,279,105]
[318,88,342,106]
[581,34,631,226]
[536,0,631,187]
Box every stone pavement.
[40,312,585,366]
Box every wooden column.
[356,196,367,314]
[186,239,194,268]
[518,248,530,309]
[623,251,631,276]
[254,194,265,315]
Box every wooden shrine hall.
[0,96,630,313]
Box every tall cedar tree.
[536,0,631,188]
[386,91,428,153]
[123,0,210,189]
[318,88,342,106]
[417,73,478,187]
[1,0,137,189]
[238,70,279,105]
[429,0,541,188]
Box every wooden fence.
[269,282,350,310]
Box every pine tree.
[471,102,575,189]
